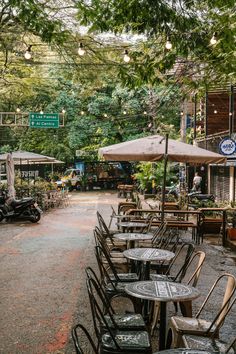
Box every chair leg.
[150,301,160,335]
[166,323,184,349]
[179,300,192,317]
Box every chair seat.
[109,273,139,282]
[102,330,152,352]
[183,334,234,354]
[104,314,145,330]
[171,316,217,335]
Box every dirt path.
[0,191,235,353]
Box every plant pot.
[227,228,236,240]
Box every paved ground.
[0,191,235,353]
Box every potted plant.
[226,209,236,240]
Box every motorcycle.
[188,190,215,203]
[0,191,42,223]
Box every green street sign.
[29,113,59,128]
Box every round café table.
[153,349,214,354]
[113,232,153,249]
[125,280,200,351]
[116,221,148,232]
[123,248,175,280]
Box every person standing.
[192,172,202,192]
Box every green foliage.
[134,162,175,192]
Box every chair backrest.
[71,323,98,354]
[108,206,117,228]
[94,245,119,285]
[167,243,195,281]
[196,273,236,332]
[151,221,168,245]
[96,211,114,243]
[184,251,206,287]
[85,266,115,315]
[86,278,121,350]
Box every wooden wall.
[206,91,232,135]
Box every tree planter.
[227,228,236,240]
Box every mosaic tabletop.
[113,233,153,241]
[125,280,200,302]
[153,349,215,354]
[123,248,175,262]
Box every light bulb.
[123,110,127,115]
[148,122,152,128]
[180,111,184,116]
[104,113,108,118]
[214,109,218,114]
[123,50,130,63]
[24,51,32,60]
[229,112,233,116]
[24,45,32,60]
[16,108,21,113]
[78,43,85,56]
[80,111,85,115]
[62,109,66,114]
[165,38,172,50]
[144,111,147,115]
[210,33,217,45]
[40,110,44,114]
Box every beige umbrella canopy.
[0,151,62,164]
[99,134,226,164]
[99,134,226,220]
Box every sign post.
[29,113,59,128]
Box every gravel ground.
[0,191,235,353]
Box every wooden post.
[229,85,234,137]
[193,94,197,140]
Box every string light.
[210,32,217,45]
[229,112,233,116]
[80,111,85,115]
[40,110,44,114]
[214,109,218,114]
[62,109,66,114]
[123,49,130,63]
[24,45,32,60]
[78,43,85,56]
[180,111,184,116]
[123,110,127,115]
[165,37,172,50]
[143,111,147,115]
[16,108,21,113]
[104,113,108,117]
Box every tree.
[76,1,236,90]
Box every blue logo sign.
[219,137,236,155]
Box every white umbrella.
[6,153,16,199]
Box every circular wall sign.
[219,137,236,155]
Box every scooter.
[0,191,42,223]
[188,190,215,203]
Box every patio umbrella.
[6,153,16,199]
[99,134,226,219]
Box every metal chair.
[95,246,141,312]
[182,297,236,353]
[94,227,128,273]
[86,278,152,354]
[71,323,98,354]
[166,273,236,348]
[87,275,146,331]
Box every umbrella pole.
[161,134,169,221]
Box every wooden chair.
[71,323,98,354]
[182,297,236,353]
[166,273,236,348]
